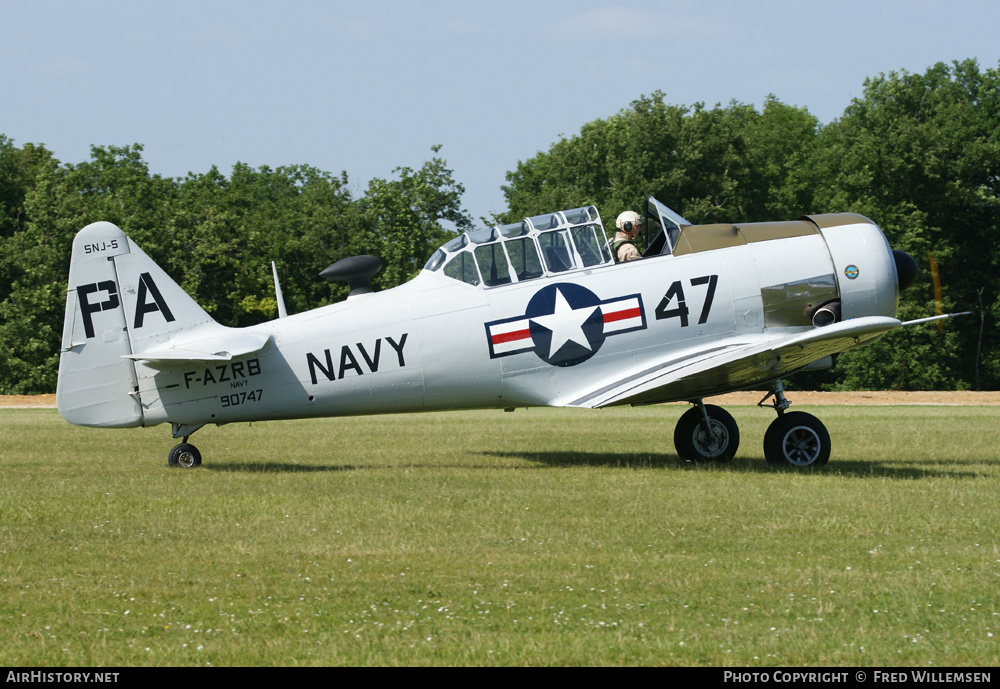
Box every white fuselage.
[132,216,897,429]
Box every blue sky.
[4,0,999,224]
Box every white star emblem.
[529,287,598,359]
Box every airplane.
[55,195,960,469]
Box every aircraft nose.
[893,249,919,292]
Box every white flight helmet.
[616,210,641,233]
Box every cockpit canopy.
[642,196,690,257]
[424,206,614,287]
[423,197,693,287]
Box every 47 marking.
[655,274,719,327]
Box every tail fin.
[57,222,216,427]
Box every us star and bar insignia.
[485,283,647,367]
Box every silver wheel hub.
[781,427,822,466]
[693,421,729,458]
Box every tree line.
[501,59,1000,391]
[0,142,472,393]
[2,59,997,393]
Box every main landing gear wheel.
[674,404,740,463]
[168,443,202,468]
[763,411,830,467]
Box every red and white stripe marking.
[601,296,643,333]
[488,317,532,355]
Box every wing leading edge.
[564,316,903,409]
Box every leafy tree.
[501,68,999,390]
[0,142,472,392]
[501,93,819,227]
[170,163,363,325]
[808,59,1000,389]
[0,144,177,392]
[357,147,473,288]
[4,59,998,393]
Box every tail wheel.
[764,412,830,467]
[168,443,202,468]
[674,404,740,462]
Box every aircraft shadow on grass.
[206,462,357,474]
[202,453,988,480]
[479,451,989,479]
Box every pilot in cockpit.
[612,211,643,262]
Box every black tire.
[674,404,740,462]
[763,412,830,467]
[168,443,202,468]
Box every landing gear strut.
[674,401,740,462]
[759,381,831,467]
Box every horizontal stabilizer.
[125,328,271,364]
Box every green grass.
[1,405,998,666]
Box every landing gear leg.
[760,381,831,467]
[674,400,740,462]
[757,380,792,416]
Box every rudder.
[58,222,142,426]
[57,222,216,428]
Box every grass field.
[1,404,998,666]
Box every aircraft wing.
[565,316,902,408]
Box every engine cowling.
[805,213,903,321]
